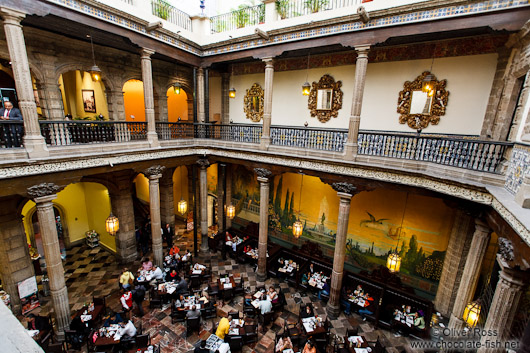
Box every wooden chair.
[228,311,239,320]
[135,333,150,348]
[149,287,163,309]
[346,327,359,337]
[45,342,64,353]
[373,337,385,353]
[244,324,258,344]
[186,317,201,336]
[222,288,234,304]
[171,301,186,323]
[190,275,201,290]
[234,278,245,297]
[202,305,217,320]
[228,335,243,353]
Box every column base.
[117,250,138,264]
[256,271,267,282]
[260,136,271,151]
[24,134,49,158]
[326,303,341,320]
[448,314,466,331]
[147,131,160,148]
[200,234,209,252]
[343,142,357,161]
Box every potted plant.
[276,0,289,19]
[304,0,329,13]
[234,5,250,28]
[153,0,170,20]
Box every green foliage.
[320,212,326,225]
[274,176,283,215]
[214,19,228,33]
[234,5,251,28]
[275,0,290,19]
[415,256,444,280]
[304,0,329,13]
[153,0,171,20]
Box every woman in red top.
[169,245,180,256]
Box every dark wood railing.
[156,122,195,140]
[358,130,512,173]
[39,121,147,146]
[270,125,348,152]
[0,120,24,148]
[157,122,262,144]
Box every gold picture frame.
[244,83,264,122]
[308,74,343,123]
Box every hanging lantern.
[174,82,182,95]
[386,252,401,273]
[178,198,188,215]
[226,205,236,219]
[463,300,481,328]
[105,213,119,235]
[293,219,303,238]
[89,65,102,82]
[302,82,311,96]
[229,87,236,99]
[422,73,435,94]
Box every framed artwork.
[82,89,96,113]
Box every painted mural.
[231,169,453,294]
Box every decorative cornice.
[331,182,357,195]
[498,237,515,262]
[196,158,210,168]
[254,167,272,179]
[143,165,165,177]
[27,183,61,198]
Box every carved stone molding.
[254,168,272,179]
[27,183,61,198]
[397,71,449,130]
[243,83,264,123]
[331,182,357,195]
[143,165,165,177]
[307,74,343,123]
[498,237,515,262]
[196,158,210,168]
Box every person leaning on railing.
[0,101,23,147]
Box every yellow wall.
[59,70,109,119]
[82,183,115,251]
[173,166,189,215]
[207,164,218,194]
[134,173,150,203]
[167,87,189,122]
[124,79,146,122]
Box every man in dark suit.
[0,101,23,147]
[162,223,173,249]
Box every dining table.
[345,335,369,353]
[300,317,327,336]
[73,303,104,328]
[217,276,236,291]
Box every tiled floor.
[33,225,417,353]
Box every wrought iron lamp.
[87,34,102,82]
[178,166,188,215]
[105,213,119,235]
[386,193,408,272]
[463,300,481,328]
[174,65,181,94]
[229,65,236,98]
[302,51,311,96]
[293,173,304,238]
[422,53,435,95]
[227,205,236,219]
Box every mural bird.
[386,226,402,240]
[359,211,388,227]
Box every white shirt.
[258,299,272,315]
[152,267,163,280]
[218,342,231,353]
[119,320,137,337]
[3,109,9,118]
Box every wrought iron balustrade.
[357,130,512,173]
[0,120,24,148]
[156,122,195,140]
[270,125,348,152]
[210,4,265,33]
[40,121,147,146]
[276,0,361,19]
[194,123,262,143]
[151,0,192,31]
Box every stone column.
[107,89,126,121]
[448,219,491,330]
[37,81,64,120]
[478,253,530,353]
[0,196,35,314]
[326,183,357,319]
[198,158,210,252]
[140,48,159,147]
[160,167,175,228]
[434,208,475,317]
[344,45,370,159]
[27,183,69,337]
[109,171,137,263]
[0,8,48,157]
[260,57,274,150]
[221,72,230,124]
[197,67,205,123]
[217,163,226,232]
[144,165,165,266]
[255,168,272,282]
[225,164,233,229]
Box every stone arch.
[23,201,71,251]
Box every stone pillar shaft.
[38,81,64,120]
[197,67,205,123]
[221,73,230,124]
[448,219,491,330]
[110,173,137,263]
[144,167,165,266]
[160,168,175,228]
[34,194,69,336]
[198,159,209,251]
[261,57,274,149]
[140,48,159,147]
[1,8,48,157]
[344,46,370,158]
[217,164,226,232]
[327,185,355,319]
[107,89,125,121]
[225,164,233,229]
[255,169,271,282]
[434,209,474,316]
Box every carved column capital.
[254,168,272,180]
[27,183,61,199]
[262,57,274,67]
[498,237,515,263]
[196,158,210,169]
[355,45,370,58]
[143,165,165,178]
[331,182,357,196]
[0,7,26,25]
[140,48,155,59]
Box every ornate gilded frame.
[397,71,449,130]
[308,74,343,123]
[244,83,264,122]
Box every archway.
[58,70,109,120]
[166,86,189,122]
[123,79,145,122]
[26,205,67,260]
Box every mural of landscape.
[230,168,454,294]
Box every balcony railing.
[157,122,263,144]
[210,4,265,33]
[157,122,195,140]
[276,0,361,20]
[39,121,147,146]
[0,121,24,148]
[358,130,512,173]
[270,125,348,152]
[151,0,192,31]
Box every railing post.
[263,0,277,23]
[344,45,370,160]
[261,57,274,150]
[191,14,210,36]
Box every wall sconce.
[463,300,481,328]
[226,205,236,219]
[229,87,236,99]
[386,252,401,272]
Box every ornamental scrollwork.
[196,158,210,168]
[397,71,449,130]
[308,74,343,123]
[143,165,166,177]
[498,237,514,262]
[27,183,62,198]
[254,168,272,179]
[243,83,264,123]
[331,182,357,195]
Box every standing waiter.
[0,101,23,147]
